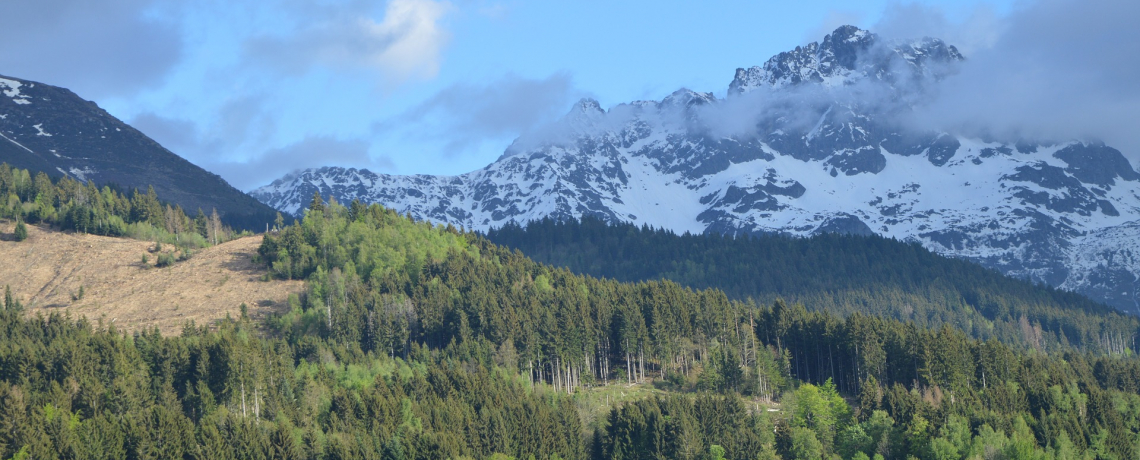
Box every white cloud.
[372,0,452,81]
[244,0,452,84]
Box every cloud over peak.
[896,0,1140,162]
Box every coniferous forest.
[485,217,1139,355]
[2,192,1140,459]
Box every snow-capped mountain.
[252,26,1140,313]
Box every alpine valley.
[252,26,1140,314]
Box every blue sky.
[7,0,1139,190]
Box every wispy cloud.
[375,72,580,157]
[873,3,1005,55]
[211,136,391,190]
[133,109,391,190]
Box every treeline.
[0,164,242,248]
[484,217,1139,354]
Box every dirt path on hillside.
[0,221,304,335]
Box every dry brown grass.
[0,220,303,335]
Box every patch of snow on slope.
[0,78,31,105]
[68,167,96,182]
[613,154,705,233]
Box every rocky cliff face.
[252,26,1140,313]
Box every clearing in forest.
[0,221,303,335]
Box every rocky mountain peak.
[571,98,604,115]
[728,25,963,94]
[818,24,876,69]
[561,97,607,130]
[659,89,717,110]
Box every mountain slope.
[0,74,280,230]
[252,26,1140,313]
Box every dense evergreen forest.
[3,193,1140,459]
[485,217,1139,355]
[0,163,249,248]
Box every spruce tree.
[13,220,26,242]
[195,208,209,238]
[309,191,324,213]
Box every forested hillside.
[485,217,1139,354]
[3,195,1140,459]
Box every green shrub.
[156,252,175,268]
